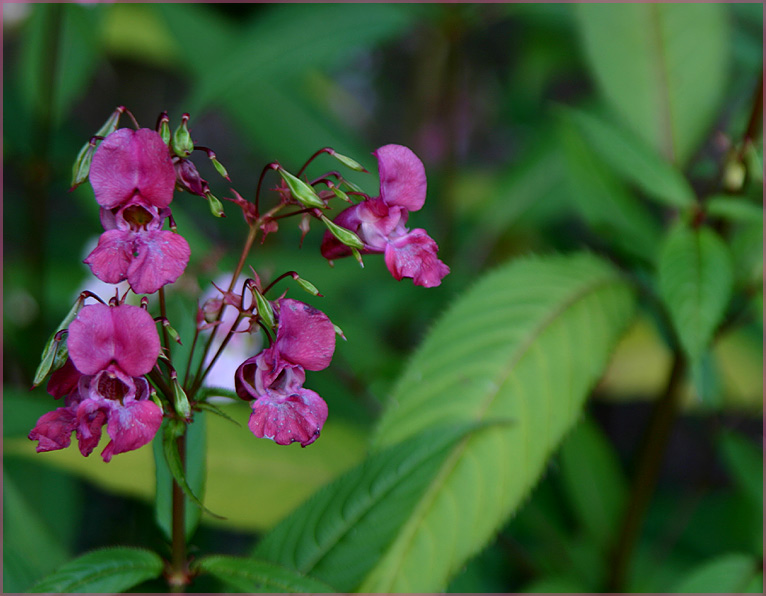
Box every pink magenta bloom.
[320,144,449,287]
[29,303,163,462]
[89,128,176,209]
[235,299,336,447]
[84,199,190,295]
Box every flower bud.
[278,168,325,208]
[328,149,368,173]
[157,112,171,145]
[209,153,230,180]
[319,214,365,250]
[171,113,194,158]
[171,375,191,420]
[206,191,226,218]
[33,295,86,387]
[330,185,351,202]
[252,288,276,331]
[70,107,126,189]
[295,276,322,297]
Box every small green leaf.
[558,417,628,549]
[161,418,223,520]
[673,553,761,593]
[194,555,336,593]
[706,195,763,224]
[657,222,734,361]
[28,547,164,593]
[33,294,85,386]
[564,107,696,208]
[278,168,325,208]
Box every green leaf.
[574,3,729,165]
[28,547,164,593]
[673,553,762,593]
[657,222,734,361]
[194,555,336,593]
[706,195,764,224]
[154,413,208,541]
[718,431,763,508]
[564,107,696,208]
[254,423,490,591]
[558,416,628,549]
[359,253,636,591]
[558,111,662,262]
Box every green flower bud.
[171,113,194,158]
[32,295,86,387]
[320,214,365,250]
[206,191,226,218]
[295,276,322,297]
[210,155,229,180]
[330,185,351,202]
[278,168,325,208]
[329,149,368,172]
[70,107,124,189]
[172,376,191,420]
[253,289,276,331]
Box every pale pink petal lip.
[127,230,191,295]
[248,388,328,447]
[275,299,336,371]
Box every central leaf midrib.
[367,273,621,591]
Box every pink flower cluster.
[84,129,190,295]
[321,144,449,287]
[235,298,336,447]
[28,303,163,462]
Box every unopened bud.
[342,179,365,194]
[295,276,322,297]
[150,389,165,415]
[723,158,746,193]
[171,113,194,158]
[210,154,230,180]
[351,247,365,268]
[163,320,183,344]
[71,141,97,189]
[330,185,351,202]
[253,290,276,331]
[333,323,347,341]
[278,168,325,208]
[329,149,368,173]
[206,191,226,218]
[320,214,365,250]
[157,112,171,145]
[32,295,86,387]
[171,376,191,419]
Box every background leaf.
[356,253,635,591]
[574,3,729,165]
[558,416,628,549]
[194,555,336,593]
[28,547,164,593]
[657,222,734,362]
[673,553,762,593]
[563,107,696,208]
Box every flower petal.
[374,144,427,211]
[275,299,336,371]
[248,388,328,447]
[90,128,176,209]
[127,230,190,295]
[101,399,163,462]
[28,407,78,453]
[67,303,160,377]
[84,229,133,285]
[47,358,83,400]
[384,228,450,287]
[75,399,108,457]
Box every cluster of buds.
[30,106,449,461]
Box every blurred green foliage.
[3,2,762,593]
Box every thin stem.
[169,432,187,592]
[296,147,332,177]
[606,351,686,591]
[159,288,171,354]
[182,325,201,389]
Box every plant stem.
[606,351,686,591]
[169,431,187,592]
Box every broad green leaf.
[657,222,734,362]
[558,111,662,262]
[154,412,207,541]
[254,423,490,591]
[564,107,696,208]
[574,4,729,165]
[28,547,164,593]
[706,195,763,225]
[558,416,628,549]
[360,253,636,592]
[673,553,762,593]
[194,555,336,593]
[718,431,763,508]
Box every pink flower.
[84,200,190,295]
[235,299,335,447]
[320,144,449,287]
[29,303,163,462]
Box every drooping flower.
[235,298,335,447]
[29,303,163,462]
[320,144,449,287]
[84,199,190,295]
